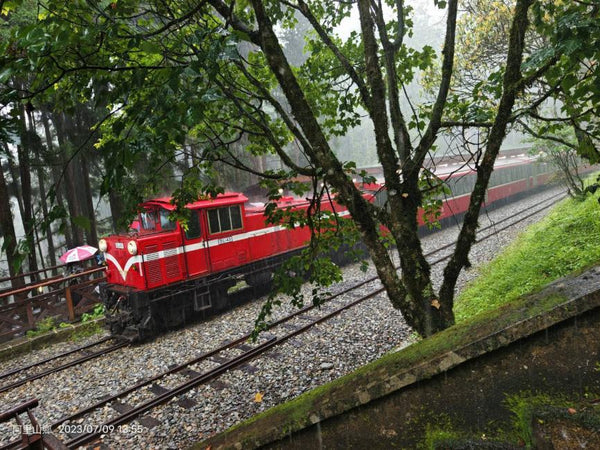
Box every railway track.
[427,191,566,263]
[1,191,565,448]
[0,337,128,395]
[52,280,384,448]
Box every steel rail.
[50,335,263,428]
[0,337,113,382]
[0,340,127,395]
[425,191,565,259]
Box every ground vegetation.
[455,173,600,321]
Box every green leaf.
[0,67,12,83]
[560,73,578,93]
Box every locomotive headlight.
[98,239,107,252]
[127,240,138,255]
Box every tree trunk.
[107,189,125,232]
[18,105,39,280]
[80,151,98,244]
[0,157,26,295]
[439,0,534,315]
[53,112,85,246]
[74,107,98,246]
[31,111,57,270]
[41,109,74,250]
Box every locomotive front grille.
[142,241,183,289]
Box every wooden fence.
[0,267,105,343]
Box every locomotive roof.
[141,192,249,210]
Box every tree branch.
[516,119,578,150]
[370,0,412,163]
[356,0,400,189]
[412,0,458,173]
[214,76,317,177]
[207,0,261,45]
[228,61,317,176]
[440,120,494,128]
[295,0,373,111]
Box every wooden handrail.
[0,399,39,422]
[0,267,106,301]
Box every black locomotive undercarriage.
[99,251,300,341]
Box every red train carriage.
[426,155,556,225]
[364,155,557,226]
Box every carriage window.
[218,207,231,231]
[159,209,176,231]
[185,210,202,240]
[208,209,220,234]
[140,210,158,231]
[230,206,242,229]
[208,205,243,234]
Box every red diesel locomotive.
[98,154,556,339]
[98,192,358,339]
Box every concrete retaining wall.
[198,266,600,449]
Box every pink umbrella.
[60,245,98,263]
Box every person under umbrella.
[60,245,98,276]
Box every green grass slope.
[455,185,600,322]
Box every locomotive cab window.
[139,208,176,232]
[185,210,202,240]
[159,209,176,231]
[208,205,243,234]
[140,210,158,232]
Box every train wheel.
[244,270,272,287]
[108,321,124,336]
[210,282,232,311]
